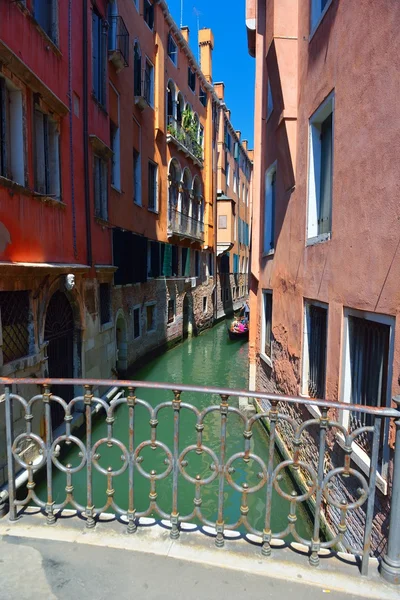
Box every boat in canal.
[227,319,249,341]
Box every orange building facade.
[247,0,400,555]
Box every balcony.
[166,116,204,167]
[108,16,129,72]
[168,208,205,243]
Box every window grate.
[0,291,30,363]
[99,283,111,325]
[307,305,327,398]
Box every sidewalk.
[0,513,398,600]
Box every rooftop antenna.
[180,0,184,27]
[193,7,202,62]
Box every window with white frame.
[167,34,178,66]
[225,158,230,188]
[148,160,158,211]
[307,93,334,241]
[262,290,273,360]
[34,108,61,198]
[92,9,107,106]
[94,155,108,220]
[310,0,332,35]
[133,306,141,339]
[341,309,393,482]
[146,302,156,332]
[143,0,154,29]
[133,148,141,205]
[34,0,58,43]
[263,164,276,253]
[0,77,24,186]
[302,302,328,399]
[144,59,154,107]
[267,78,273,119]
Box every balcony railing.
[1,378,400,584]
[166,116,203,164]
[168,208,204,242]
[108,16,129,70]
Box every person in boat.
[243,299,250,323]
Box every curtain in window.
[319,113,333,235]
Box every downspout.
[83,0,93,266]
[68,0,78,259]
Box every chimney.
[226,109,231,120]
[181,26,189,43]
[199,28,214,82]
[214,82,225,102]
[235,130,242,142]
[242,140,248,152]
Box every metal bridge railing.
[0,378,399,584]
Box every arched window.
[167,80,176,125]
[192,176,203,224]
[134,41,141,96]
[177,93,184,126]
[168,159,181,212]
[181,168,192,216]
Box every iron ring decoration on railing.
[178,444,220,485]
[133,439,174,481]
[11,432,47,471]
[92,437,130,477]
[272,459,318,503]
[224,451,268,494]
[51,435,87,474]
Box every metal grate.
[99,283,111,325]
[307,305,327,398]
[0,291,30,363]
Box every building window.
[224,125,232,152]
[110,120,120,190]
[302,303,328,399]
[0,291,31,364]
[225,159,230,187]
[263,164,276,253]
[143,0,154,29]
[233,254,239,274]
[203,296,207,312]
[342,310,393,480]
[307,93,334,241]
[310,0,332,35]
[262,291,273,360]
[148,161,158,211]
[133,306,141,339]
[144,59,154,106]
[267,78,273,119]
[195,250,200,278]
[133,148,141,205]
[208,253,214,276]
[167,298,175,324]
[167,34,177,66]
[99,283,111,325]
[133,42,142,97]
[94,155,108,220]
[199,87,207,107]
[188,68,196,92]
[0,77,24,185]
[146,303,156,332]
[92,10,107,106]
[218,215,227,229]
[147,240,161,278]
[34,0,57,43]
[34,109,61,199]
[181,247,190,276]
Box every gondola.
[227,322,249,341]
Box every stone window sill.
[306,232,331,247]
[99,321,113,334]
[260,352,273,369]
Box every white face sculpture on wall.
[65,273,75,291]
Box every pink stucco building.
[246,0,400,554]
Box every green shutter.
[162,244,172,277]
[184,248,191,276]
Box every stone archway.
[115,311,128,373]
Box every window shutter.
[162,244,172,277]
[92,12,99,96]
[184,248,191,277]
[151,241,160,277]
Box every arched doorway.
[115,312,127,373]
[44,291,74,428]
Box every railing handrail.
[169,209,204,230]
[1,377,399,417]
[108,15,129,66]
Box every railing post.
[5,385,16,521]
[381,397,400,584]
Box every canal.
[36,320,313,539]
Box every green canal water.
[35,320,313,539]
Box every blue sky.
[166,0,255,148]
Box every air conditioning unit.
[191,277,196,288]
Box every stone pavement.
[0,513,398,600]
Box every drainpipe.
[68,0,78,259]
[83,0,93,266]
